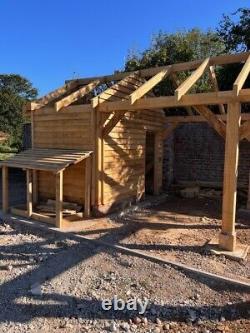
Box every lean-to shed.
[0,72,166,227]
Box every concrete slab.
[207,237,249,261]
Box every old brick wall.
[163,123,250,190]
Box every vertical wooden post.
[84,157,91,217]
[220,102,241,251]
[32,170,38,205]
[153,132,163,195]
[56,171,63,228]
[247,171,250,210]
[2,166,9,213]
[26,169,33,217]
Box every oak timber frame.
[3,51,250,252]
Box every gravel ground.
[0,214,249,333]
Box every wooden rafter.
[91,72,140,108]
[102,111,127,137]
[129,68,171,104]
[208,66,226,114]
[240,121,250,141]
[170,73,194,115]
[233,55,250,96]
[175,58,210,100]
[55,80,100,111]
[25,81,78,111]
[193,105,226,138]
[98,89,250,112]
[66,52,250,86]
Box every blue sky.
[0,0,247,96]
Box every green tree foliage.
[0,74,37,149]
[125,29,225,114]
[218,8,250,52]
[217,8,250,94]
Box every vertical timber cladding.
[102,109,166,207]
[32,105,94,205]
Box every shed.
[1,51,250,255]
[1,72,166,228]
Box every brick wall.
[163,123,250,190]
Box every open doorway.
[145,131,155,195]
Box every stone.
[142,317,148,326]
[109,321,118,332]
[155,318,162,325]
[153,327,161,333]
[120,322,130,332]
[132,317,141,324]
[163,323,170,330]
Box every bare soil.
[0,195,249,332]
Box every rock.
[153,327,161,333]
[109,321,118,332]
[30,283,42,296]
[155,318,162,325]
[132,316,141,324]
[141,317,148,326]
[7,264,13,271]
[120,322,130,332]
[201,329,210,333]
[220,316,226,322]
[163,323,170,330]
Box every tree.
[217,8,250,52]
[125,29,225,114]
[217,8,250,94]
[0,74,37,149]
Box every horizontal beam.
[66,52,250,86]
[130,68,171,104]
[175,58,210,100]
[98,89,250,112]
[164,113,250,123]
[233,54,250,96]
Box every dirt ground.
[0,194,249,333]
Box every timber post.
[220,102,241,251]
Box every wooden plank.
[193,105,226,138]
[55,171,63,228]
[2,166,8,213]
[208,66,226,114]
[233,55,250,96]
[153,132,162,195]
[55,80,100,111]
[240,121,250,141]
[66,52,250,86]
[98,89,250,112]
[84,157,91,217]
[92,73,141,108]
[170,73,194,115]
[103,111,127,137]
[26,169,33,217]
[129,68,171,104]
[220,102,241,251]
[175,58,210,100]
